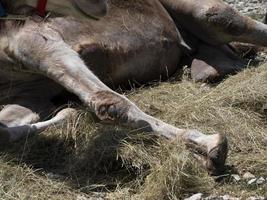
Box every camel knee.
[202,4,247,36]
[190,2,252,44]
[0,105,40,127]
[195,2,267,46]
[91,91,130,123]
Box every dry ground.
[0,58,267,199]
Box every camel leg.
[0,104,40,128]
[0,106,78,144]
[160,0,267,46]
[5,26,228,174]
[190,42,247,82]
[0,103,40,146]
[0,77,66,144]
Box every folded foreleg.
[0,106,78,145]
[160,0,267,46]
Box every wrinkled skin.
[0,0,267,175]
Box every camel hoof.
[205,134,228,175]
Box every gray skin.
[0,0,267,175]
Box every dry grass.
[1,63,267,199]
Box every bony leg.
[0,103,40,147]
[89,90,228,175]
[160,0,267,46]
[0,108,78,143]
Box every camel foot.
[193,134,228,175]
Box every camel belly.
[48,0,181,87]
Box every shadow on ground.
[0,121,155,193]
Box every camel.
[0,0,266,175]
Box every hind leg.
[160,0,267,46]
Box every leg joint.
[203,5,247,36]
[91,91,130,123]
